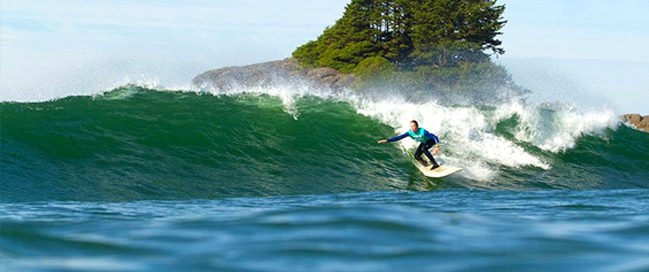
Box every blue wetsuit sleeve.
[387,132,409,142]
[425,130,440,144]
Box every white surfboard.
[417,165,463,178]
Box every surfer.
[378,120,441,170]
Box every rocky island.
[193,0,523,103]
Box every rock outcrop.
[192,58,356,92]
[620,114,649,132]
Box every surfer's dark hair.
[410,120,419,126]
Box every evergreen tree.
[293,0,506,73]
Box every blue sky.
[497,0,649,112]
[1,0,647,113]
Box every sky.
[496,0,649,113]
[1,0,647,113]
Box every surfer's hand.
[377,139,388,144]
[433,146,440,154]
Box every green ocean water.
[1,85,648,271]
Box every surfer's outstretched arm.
[377,132,409,143]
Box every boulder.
[622,114,642,124]
[638,115,649,131]
[620,113,649,132]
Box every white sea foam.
[493,100,619,152]
[355,98,550,181]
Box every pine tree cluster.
[293,0,506,74]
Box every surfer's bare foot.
[430,165,440,170]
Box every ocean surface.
[2,85,648,271]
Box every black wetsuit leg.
[414,139,439,167]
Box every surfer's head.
[410,120,419,131]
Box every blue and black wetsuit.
[388,128,440,167]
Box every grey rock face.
[192,59,356,92]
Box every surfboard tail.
[418,165,463,178]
